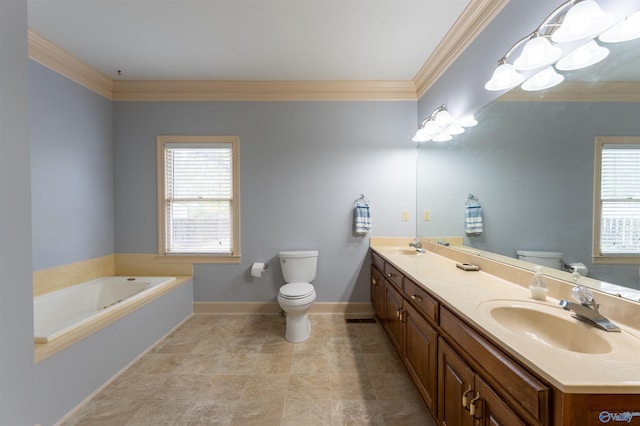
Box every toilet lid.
[279,282,314,299]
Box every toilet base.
[284,312,311,343]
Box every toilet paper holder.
[250,262,269,278]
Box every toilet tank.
[517,250,563,269]
[279,250,318,283]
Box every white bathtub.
[34,276,176,343]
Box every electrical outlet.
[402,210,410,221]
[423,210,431,221]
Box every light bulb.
[513,36,562,71]
[435,109,453,126]
[556,40,609,71]
[521,66,564,91]
[485,63,525,91]
[432,132,453,142]
[599,10,640,43]
[552,0,614,43]
[459,115,478,127]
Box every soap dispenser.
[529,265,548,301]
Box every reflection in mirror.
[416,36,640,301]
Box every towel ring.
[355,194,371,204]
[466,194,480,205]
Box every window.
[157,135,240,263]
[593,136,640,263]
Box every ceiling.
[27,0,471,82]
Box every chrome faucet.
[409,239,426,253]
[559,286,620,332]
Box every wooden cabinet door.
[475,377,526,426]
[438,338,475,426]
[370,266,385,320]
[384,280,404,353]
[404,302,438,415]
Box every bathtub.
[34,276,176,343]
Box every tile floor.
[62,314,436,426]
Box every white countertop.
[372,244,640,394]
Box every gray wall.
[0,0,35,424]
[113,101,417,304]
[30,61,114,270]
[417,101,640,289]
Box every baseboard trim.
[193,302,375,315]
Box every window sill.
[156,254,241,264]
[592,255,640,265]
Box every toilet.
[278,250,318,343]
[516,250,563,270]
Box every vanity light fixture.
[412,105,477,143]
[598,10,640,43]
[485,0,624,93]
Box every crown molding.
[112,79,417,101]
[413,0,510,98]
[497,81,640,102]
[28,29,113,100]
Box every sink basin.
[478,300,612,354]
[392,248,423,256]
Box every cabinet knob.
[462,385,473,407]
[469,392,481,416]
[387,273,397,278]
[372,278,378,286]
[411,294,422,302]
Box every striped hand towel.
[465,203,483,235]
[354,203,372,235]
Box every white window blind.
[164,143,233,254]
[599,145,640,255]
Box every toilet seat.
[279,282,315,299]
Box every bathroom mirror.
[416,36,640,301]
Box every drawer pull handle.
[396,308,401,319]
[469,393,481,416]
[387,273,397,278]
[372,278,378,286]
[462,385,473,407]
[411,294,422,302]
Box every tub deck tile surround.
[33,254,116,297]
[59,314,435,426]
[34,276,192,363]
[33,254,194,363]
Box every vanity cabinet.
[370,262,385,320]
[383,276,404,353]
[439,307,549,425]
[403,301,438,413]
[438,338,526,426]
[371,249,551,426]
[380,264,438,415]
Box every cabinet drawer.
[405,278,438,323]
[440,307,549,425]
[384,262,404,290]
[371,250,385,271]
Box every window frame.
[157,135,240,264]
[592,135,640,264]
